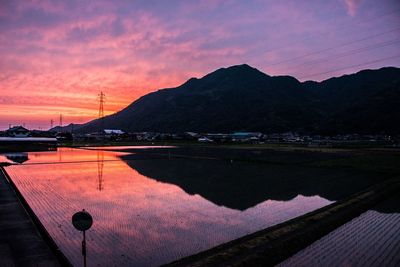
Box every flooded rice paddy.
[1,147,382,266]
[278,195,400,267]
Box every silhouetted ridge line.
[59,65,400,134]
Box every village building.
[104,129,124,136]
[6,126,30,137]
[231,132,262,142]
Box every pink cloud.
[343,0,362,16]
[0,0,398,129]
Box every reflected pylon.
[97,150,104,191]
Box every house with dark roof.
[6,126,30,137]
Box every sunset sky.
[0,0,399,130]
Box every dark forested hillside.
[65,64,400,134]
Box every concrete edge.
[0,166,73,267]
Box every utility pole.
[98,91,105,135]
[59,114,63,127]
[50,119,54,129]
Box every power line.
[298,54,400,80]
[285,38,400,71]
[267,27,400,66]
[250,8,400,58]
[241,8,400,80]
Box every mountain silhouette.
[64,64,400,134]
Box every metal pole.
[72,210,92,267]
[82,230,87,267]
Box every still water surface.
[3,148,344,266]
[279,195,400,267]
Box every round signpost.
[72,209,93,267]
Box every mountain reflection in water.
[122,156,381,210]
[5,152,29,164]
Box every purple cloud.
[0,0,399,129]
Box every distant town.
[1,125,399,151]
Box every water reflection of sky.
[82,145,176,150]
[0,153,14,163]
[5,148,333,266]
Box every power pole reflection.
[97,150,104,191]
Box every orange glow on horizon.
[0,69,189,129]
[1,1,399,130]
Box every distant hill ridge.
[58,64,400,134]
